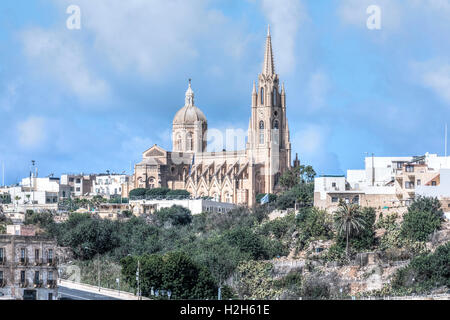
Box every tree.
[129,188,147,198]
[333,202,366,259]
[401,196,444,242]
[279,165,316,190]
[121,251,217,299]
[276,183,314,210]
[155,205,192,226]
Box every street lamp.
[85,246,100,291]
[128,254,141,300]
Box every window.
[417,179,421,186]
[34,271,40,284]
[48,249,53,264]
[332,182,336,187]
[69,178,74,182]
[76,187,80,192]
[272,90,277,106]
[352,196,360,204]
[331,197,338,203]
[20,270,25,282]
[48,293,53,301]
[432,181,437,186]
[177,134,182,151]
[273,120,279,130]
[35,249,39,261]
[397,162,403,169]
[259,121,265,144]
[187,133,193,151]
[405,165,414,173]
[405,181,415,189]
[0,248,4,262]
[20,248,26,261]
[0,271,3,282]
[76,179,81,184]
[261,87,264,104]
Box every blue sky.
[1,0,450,184]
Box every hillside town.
[1,12,449,303]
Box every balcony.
[19,280,29,288]
[33,280,43,288]
[34,258,43,266]
[47,280,57,289]
[19,257,29,266]
[47,258,58,267]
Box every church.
[127,27,294,207]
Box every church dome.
[173,105,207,125]
[173,80,207,125]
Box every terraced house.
[0,234,58,300]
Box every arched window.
[225,193,232,203]
[259,121,265,144]
[260,87,264,105]
[213,193,219,202]
[273,120,279,129]
[187,133,193,151]
[272,90,277,106]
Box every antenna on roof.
[445,123,448,158]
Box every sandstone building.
[0,234,58,300]
[128,27,293,207]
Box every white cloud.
[0,81,20,111]
[52,0,233,78]
[21,28,109,100]
[260,0,307,74]
[17,117,48,149]
[412,59,450,105]
[307,70,330,111]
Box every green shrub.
[391,242,450,294]
[129,188,147,198]
[155,205,192,226]
[401,197,444,242]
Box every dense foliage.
[401,196,444,242]
[129,188,191,199]
[121,251,217,299]
[391,242,450,294]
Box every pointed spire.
[252,81,256,94]
[281,82,285,95]
[185,78,194,107]
[262,24,275,76]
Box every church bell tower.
[247,26,292,195]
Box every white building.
[315,153,450,212]
[130,198,236,216]
[0,176,70,213]
[92,174,129,198]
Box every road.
[58,286,122,300]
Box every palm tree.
[334,201,366,259]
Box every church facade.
[128,27,293,207]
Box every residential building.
[0,234,58,300]
[92,174,129,198]
[130,198,236,216]
[0,176,71,213]
[315,153,450,213]
[60,174,96,197]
